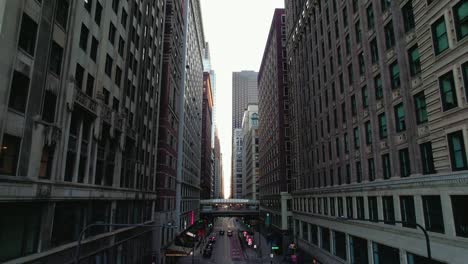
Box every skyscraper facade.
[177,0,205,231]
[258,8,293,254]
[0,0,166,262]
[286,0,468,263]
[201,72,214,199]
[232,71,259,129]
[242,104,260,200]
[214,128,223,198]
[231,128,243,198]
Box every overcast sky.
[200,0,285,198]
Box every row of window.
[294,193,468,238]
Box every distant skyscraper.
[201,72,214,199]
[242,104,259,200]
[231,128,243,198]
[232,71,258,129]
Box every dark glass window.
[356,161,362,183]
[382,154,391,179]
[453,1,468,40]
[112,0,120,13]
[346,197,354,218]
[321,227,330,252]
[374,74,383,100]
[338,197,344,216]
[378,113,387,139]
[381,0,391,11]
[75,64,84,88]
[351,236,369,264]
[42,90,57,123]
[55,0,69,29]
[432,17,449,55]
[394,103,406,132]
[109,23,116,45]
[90,37,98,61]
[368,158,375,181]
[382,196,395,224]
[390,61,400,89]
[79,23,89,51]
[422,196,444,233]
[384,21,395,49]
[345,34,351,55]
[463,62,468,103]
[354,127,360,150]
[115,66,122,87]
[448,130,468,171]
[414,92,428,124]
[86,74,94,96]
[420,142,435,174]
[0,134,21,176]
[408,45,421,76]
[357,197,365,219]
[121,9,128,28]
[105,55,113,77]
[407,252,445,264]
[373,242,400,264]
[95,2,102,25]
[370,38,379,64]
[359,53,365,76]
[343,7,348,28]
[399,148,411,177]
[368,197,378,222]
[355,20,362,44]
[439,71,458,111]
[334,231,347,260]
[18,14,38,56]
[84,0,93,12]
[451,195,468,237]
[400,196,416,228]
[8,71,30,113]
[367,4,374,30]
[402,1,415,32]
[365,121,372,145]
[49,42,63,76]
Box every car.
[209,236,217,243]
[203,248,212,258]
[227,230,233,236]
[219,230,225,235]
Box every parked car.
[227,230,233,236]
[209,236,217,243]
[203,248,212,258]
[219,230,225,235]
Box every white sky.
[200,0,285,198]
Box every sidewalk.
[243,230,286,264]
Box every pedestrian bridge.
[200,199,260,217]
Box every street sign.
[272,246,279,250]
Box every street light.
[336,216,432,260]
[73,223,178,264]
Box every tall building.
[231,128,243,198]
[201,72,214,199]
[242,104,260,200]
[258,8,293,254]
[232,71,259,129]
[177,0,205,231]
[0,0,166,263]
[214,128,223,198]
[154,0,185,261]
[286,0,468,263]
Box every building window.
[348,63,354,85]
[350,236,369,264]
[453,1,468,41]
[400,196,416,228]
[105,55,113,77]
[18,14,38,56]
[365,121,372,145]
[346,197,354,218]
[55,0,69,29]
[354,127,360,150]
[8,71,30,113]
[451,195,468,238]
[356,161,362,183]
[330,197,336,216]
[49,42,63,76]
[109,23,116,45]
[382,196,395,224]
[42,90,57,123]
[356,197,365,219]
[367,4,374,30]
[384,21,395,49]
[368,158,375,181]
[0,134,21,176]
[368,197,378,222]
[373,242,400,264]
[370,38,379,64]
[414,92,428,124]
[432,17,449,55]
[310,224,318,245]
[115,66,122,87]
[374,74,383,100]
[390,61,400,89]
[351,95,357,116]
[344,133,349,153]
[439,71,458,111]
[399,148,411,177]
[358,53,365,76]
[378,113,387,139]
[321,227,331,252]
[447,130,468,171]
[422,196,444,233]
[90,37,98,62]
[121,9,128,28]
[394,103,406,132]
[0,203,41,262]
[407,252,445,264]
[402,1,415,32]
[346,164,351,184]
[343,7,348,28]
[381,0,391,12]
[355,20,362,44]
[95,2,102,25]
[79,23,89,51]
[338,197,344,216]
[345,34,351,55]
[112,0,119,13]
[86,74,94,96]
[420,142,435,174]
[333,231,347,260]
[382,154,391,179]
[75,63,84,89]
[408,45,421,76]
[84,0,93,12]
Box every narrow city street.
[177,217,286,264]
